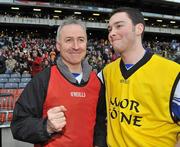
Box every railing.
[0,15,180,34]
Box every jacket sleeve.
[11,67,51,144]
[94,74,107,147]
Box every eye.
[116,24,123,28]
[108,27,112,32]
[65,38,72,42]
[79,38,85,42]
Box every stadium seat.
[0,89,23,103]
[21,73,31,78]
[0,74,10,78]
[0,83,4,88]
[4,83,19,89]
[10,73,21,78]
[19,82,28,88]
[0,93,14,110]
[0,78,8,83]
[20,78,31,83]
[8,78,21,83]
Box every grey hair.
[56,16,87,41]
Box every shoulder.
[29,66,52,89]
[103,58,121,72]
[151,54,180,71]
[32,66,51,82]
[97,58,121,84]
[153,54,180,66]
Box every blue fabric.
[72,73,80,78]
[172,99,180,121]
[125,64,134,70]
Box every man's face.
[32,51,38,57]
[56,24,87,67]
[108,12,137,54]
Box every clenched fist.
[47,106,67,134]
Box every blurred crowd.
[0,34,180,77]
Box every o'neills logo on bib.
[70,92,86,98]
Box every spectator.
[29,50,43,77]
[0,50,6,74]
[5,54,17,74]
[49,49,56,65]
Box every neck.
[62,59,82,73]
[121,43,145,64]
[69,65,82,73]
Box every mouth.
[70,52,81,54]
[112,39,121,43]
[111,37,121,41]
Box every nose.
[109,28,116,40]
[109,26,117,36]
[73,40,79,50]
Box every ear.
[135,23,144,36]
[56,42,61,52]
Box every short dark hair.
[110,7,145,38]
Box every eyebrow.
[64,36,86,41]
[65,36,86,39]
[107,21,125,29]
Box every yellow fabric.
[103,54,180,147]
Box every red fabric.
[31,57,43,76]
[40,66,100,147]
[21,40,26,49]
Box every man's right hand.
[47,106,67,134]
